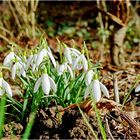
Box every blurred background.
[0,1,140,71]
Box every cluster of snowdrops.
[1,38,140,106]
[1,39,111,106]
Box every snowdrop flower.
[0,72,12,97]
[135,84,140,92]
[34,72,57,95]
[84,74,109,102]
[85,70,95,86]
[3,51,15,68]
[57,62,73,78]
[11,60,26,80]
[64,47,81,65]
[73,54,88,71]
[36,48,56,69]
[3,50,21,68]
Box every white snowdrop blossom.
[3,51,15,68]
[34,73,57,95]
[64,47,81,65]
[57,63,73,78]
[84,74,109,102]
[135,84,140,92]
[12,61,26,80]
[0,74,12,97]
[85,70,95,86]
[3,51,21,68]
[36,48,56,68]
[64,48,72,65]
[73,54,88,71]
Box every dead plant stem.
[8,1,21,29]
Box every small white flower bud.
[92,79,101,102]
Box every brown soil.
[28,99,140,139]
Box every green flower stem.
[91,96,107,140]
[22,111,36,139]
[0,95,6,139]
[22,88,43,139]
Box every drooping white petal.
[99,82,109,98]
[0,78,4,96]
[47,51,56,68]
[92,79,101,102]
[36,49,47,67]
[41,74,50,95]
[135,84,140,92]
[71,49,80,66]
[72,55,81,70]
[57,63,66,76]
[49,77,57,92]
[47,47,52,54]
[2,80,12,97]
[12,62,18,80]
[3,52,15,67]
[70,48,81,55]
[85,70,94,86]
[21,67,26,78]
[33,77,42,93]
[81,55,88,71]
[67,65,73,78]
